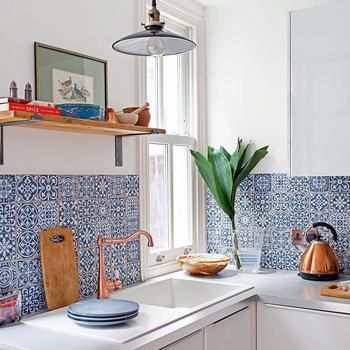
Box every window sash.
[146,134,195,266]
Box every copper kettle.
[292,222,340,281]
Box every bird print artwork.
[52,69,94,104]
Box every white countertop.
[2,268,350,349]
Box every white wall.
[205,0,332,173]
[0,0,141,175]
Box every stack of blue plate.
[67,299,139,327]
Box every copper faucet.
[97,230,154,299]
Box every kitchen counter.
[2,268,350,350]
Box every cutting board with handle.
[320,284,350,299]
[40,228,80,310]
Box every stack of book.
[0,97,61,116]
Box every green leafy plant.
[191,139,269,269]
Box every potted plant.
[190,139,269,269]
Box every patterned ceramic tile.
[16,175,38,202]
[126,262,141,285]
[79,176,95,199]
[0,232,16,262]
[79,273,97,298]
[59,175,78,200]
[17,230,39,259]
[0,261,17,294]
[207,173,350,273]
[0,204,16,233]
[38,202,59,229]
[95,175,111,198]
[254,174,272,192]
[17,203,38,230]
[238,175,253,192]
[78,248,97,274]
[78,199,95,224]
[0,174,142,319]
[59,201,78,227]
[111,176,126,197]
[330,176,350,192]
[0,175,15,203]
[309,176,329,192]
[330,193,350,213]
[126,239,140,263]
[17,258,41,288]
[125,175,139,196]
[38,176,58,201]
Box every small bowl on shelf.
[116,113,139,125]
[176,253,230,276]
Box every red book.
[0,97,55,107]
[0,102,60,116]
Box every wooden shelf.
[0,111,165,136]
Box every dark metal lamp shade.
[112,28,196,57]
[112,0,196,57]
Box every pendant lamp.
[112,0,196,57]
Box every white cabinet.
[258,302,349,350]
[161,330,204,350]
[161,305,254,350]
[205,307,252,350]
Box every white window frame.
[137,0,207,280]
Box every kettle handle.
[311,222,338,242]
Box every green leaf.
[210,150,233,212]
[190,150,233,218]
[233,142,251,181]
[233,146,269,194]
[230,138,243,172]
[220,146,231,161]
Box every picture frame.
[34,42,108,110]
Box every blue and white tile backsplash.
[207,173,350,273]
[0,174,141,317]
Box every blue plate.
[68,299,139,318]
[67,314,136,327]
[67,310,138,322]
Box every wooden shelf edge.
[0,111,166,137]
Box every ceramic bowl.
[122,107,151,127]
[176,253,230,276]
[55,104,105,121]
[116,113,139,125]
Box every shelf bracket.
[0,115,43,166]
[115,131,162,167]
[115,136,123,167]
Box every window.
[139,1,205,278]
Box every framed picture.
[34,42,108,109]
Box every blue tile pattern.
[208,173,350,272]
[0,175,141,317]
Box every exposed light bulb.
[147,37,165,57]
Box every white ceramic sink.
[24,276,254,344]
[112,277,252,310]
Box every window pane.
[163,55,179,134]
[173,145,192,248]
[146,57,158,128]
[149,143,169,251]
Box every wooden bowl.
[176,254,230,276]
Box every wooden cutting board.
[40,228,80,310]
[320,284,350,299]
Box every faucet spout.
[97,230,154,299]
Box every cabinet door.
[258,303,349,350]
[162,330,204,350]
[205,307,251,350]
